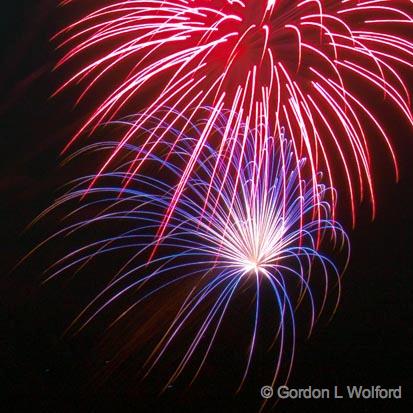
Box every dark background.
[0,2,412,412]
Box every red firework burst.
[54,0,413,225]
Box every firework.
[35,122,349,391]
[55,0,412,224]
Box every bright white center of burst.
[213,210,286,277]
[244,259,262,274]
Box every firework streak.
[55,0,413,224]
[35,119,349,391]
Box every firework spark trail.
[33,122,349,391]
[55,0,413,225]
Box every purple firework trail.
[32,116,349,393]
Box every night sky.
[0,2,412,412]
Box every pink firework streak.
[54,0,413,227]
